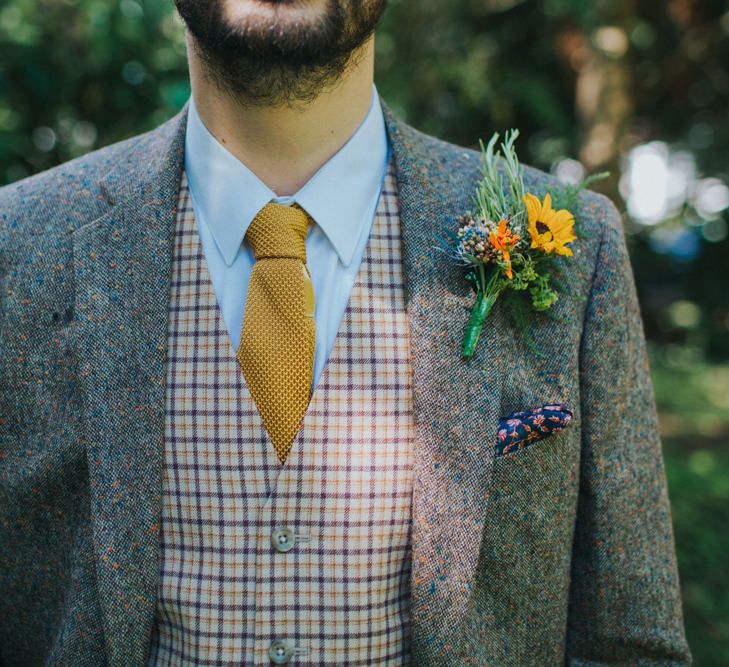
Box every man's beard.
[174,0,388,108]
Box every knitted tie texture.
[237,203,316,464]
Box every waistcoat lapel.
[382,102,505,663]
[70,105,187,666]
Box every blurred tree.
[0,0,189,182]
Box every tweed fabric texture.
[147,163,415,666]
[237,202,316,464]
[0,100,690,666]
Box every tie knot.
[245,202,311,262]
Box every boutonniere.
[438,129,606,358]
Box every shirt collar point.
[336,246,356,268]
[221,244,242,267]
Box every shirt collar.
[184,84,389,268]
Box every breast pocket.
[487,420,578,508]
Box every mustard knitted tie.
[237,203,316,464]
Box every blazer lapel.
[382,102,505,662]
[70,106,187,666]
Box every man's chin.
[176,0,386,105]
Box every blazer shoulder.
[0,138,132,305]
[0,106,186,244]
[0,130,148,238]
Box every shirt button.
[268,639,294,664]
[271,527,310,553]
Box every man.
[0,0,691,665]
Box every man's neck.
[187,35,376,197]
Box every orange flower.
[489,218,520,279]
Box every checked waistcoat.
[147,161,416,666]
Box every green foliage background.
[1,0,728,663]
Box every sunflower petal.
[547,209,574,231]
[522,193,541,225]
[541,192,554,216]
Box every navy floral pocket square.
[496,404,573,457]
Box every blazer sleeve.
[565,196,692,665]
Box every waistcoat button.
[271,527,295,552]
[271,527,310,552]
[268,639,294,664]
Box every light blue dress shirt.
[184,85,391,388]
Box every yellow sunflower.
[522,192,576,256]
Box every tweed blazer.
[0,100,691,666]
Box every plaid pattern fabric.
[148,160,415,666]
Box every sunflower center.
[536,221,551,235]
